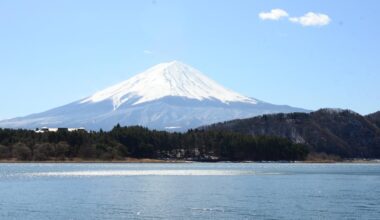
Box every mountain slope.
[81,61,257,108]
[0,61,308,131]
[204,109,380,158]
[366,111,380,129]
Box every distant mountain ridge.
[0,61,308,131]
[204,109,380,158]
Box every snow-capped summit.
[81,61,257,109]
[0,61,308,131]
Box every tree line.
[0,125,309,161]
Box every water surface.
[0,163,379,219]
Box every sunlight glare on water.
[23,169,258,177]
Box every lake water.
[0,163,379,219]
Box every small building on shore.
[35,127,86,133]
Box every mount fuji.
[0,61,308,131]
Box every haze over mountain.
[0,61,307,131]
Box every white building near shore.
[35,127,86,133]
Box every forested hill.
[204,109,380,159]
[0,126,308,162]
[367,111,380,129]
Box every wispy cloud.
[259,9,289,20]
[143,50,153,55]
[259,9,331,27]
[289,12,331,26]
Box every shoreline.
[0,158,186,164]
[1,158,380,164]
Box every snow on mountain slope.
[80,61,257,109]
[0,61,309,131]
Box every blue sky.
[0,0,379,120]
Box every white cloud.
[143,50,153,55]
[259,9,289,20]
[289,12,331,26]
